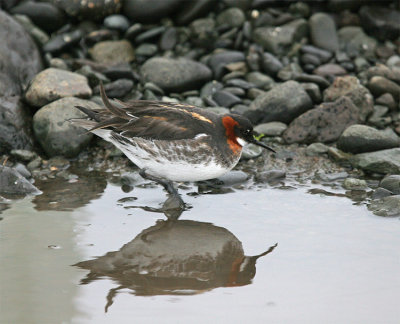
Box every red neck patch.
[222,116,242,154]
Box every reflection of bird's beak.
[250,138,276,153]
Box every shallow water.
[1,177,400,324]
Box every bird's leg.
[139,169,185,213]
[139,169,178,195]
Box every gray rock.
[141,57,212,93]
[368,195,400,217]
[380,175,400,195]
[301,82,321,103]
[283,97,359,144]
[245,72,275,90]
[14,163,31,179]
[338,26,377,58]
[135,43,158,57]
[216,7,245,27]
[309,13,339,52]
[208,51,245,80]
[93,79,134,98]
[190,18,217,48]
[0,97,34,153]
[255,170,286,183]
[313,64,347,77]
[33,97,99,157]
[305,143,329,156]
[368,105,391,129]
[25,68,92,107]
[123,0,181,23]
[375,93,396,111]
[212,90,241,108]
[253,19,308,55]
[254,122,287,136]
[260,53,283,76]
[10,0,66,33]
[13,14,50,46]
[0,166,40,195]
[103,14,130,32]
[246,80,312,124]
[327,147,353,163]
[351,148,400,174]
[323,76,373,122]
[89,40,135,64]
[342,178,368,190]
[337,125,399,154]
[368,76,400,99]
[0,10,43,97]
[372,187,393,200]
[216,171,248,186]
[10,149,38,162]
[359,6,400,41]
[203,107,230,115]
[366,63,400,84]
[241,143,263,160]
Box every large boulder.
[32,97,100,157]
[245,81,312,124]
[283,97,360,144]
[0,10,43,153]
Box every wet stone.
[122,0,181,23]
[216,171,248,186]
[379,175,400,195]
[337,125,399,154]
[134,26,166,44]
[351,148,400,174]
[293,74,330,90]
[241,144,263,160]
[301,45,332,63]
[89,40,135,65]
[368,195,400,217]
[25,68,92,107]
[159,27,178,51]
[255,170,286,183]
[13,14,50,46]
[372,187,393,200]
[0,166,40,195]
[327,147,353,163]
[342,178,368,190]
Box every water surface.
[1,181,400,324]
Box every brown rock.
[283,96,360,144]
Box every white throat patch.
[237,137,247,147]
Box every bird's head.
[222,114,275,153]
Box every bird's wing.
[75,84,218,140]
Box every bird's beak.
[250,138,276,153]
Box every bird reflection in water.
[74,203,277,312]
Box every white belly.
[94,129,240,182]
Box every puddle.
[1,179,400,324]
